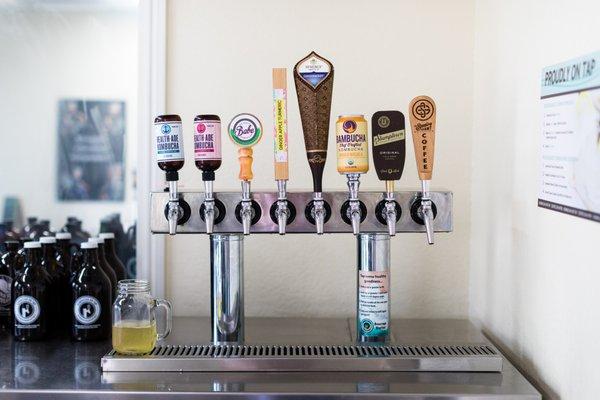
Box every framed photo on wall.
[57,99,126,201]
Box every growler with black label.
[71,241,112,341]
[12,242,53,341]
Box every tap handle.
[238,148,254,181]
[294,51,334,194]
[409,96,436,181]
[228,113,263,182]
[273,68,289,181]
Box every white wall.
[165,0,475,318]
[0,6,138,233]
[470,0,600,398]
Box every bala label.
[358,271,389,337]
[154,121,184,162]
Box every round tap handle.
[409,96,436,181]
[228,113,263,182]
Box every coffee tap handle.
[409,96,437,244]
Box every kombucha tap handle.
[293,51,334,235]
[409,96,436,245]
[228,114,263,236]
[371,110,406,237]
[273,68,290,235]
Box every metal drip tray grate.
[102,343,503,372]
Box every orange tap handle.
[238,147,253,181]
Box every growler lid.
[24,241,41,249]
[81,241,97,249]
[56,232,72,240]
[98,232,115,240]
[40,237,56,244]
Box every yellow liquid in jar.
[112,321,157,355]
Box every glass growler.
[112,280,172,355]
[12,242,52,341]
[0,241,20,329]
[98,233,126,281]
[71,241,112,341]
[90,238,117,300]
[40,236,70,333]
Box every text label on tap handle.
[371,111,406,182]
[228,113,263,148]
[409,96,436,181]
[273,68,289,181]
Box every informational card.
[539,51,600,222]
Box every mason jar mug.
[112,280,172,355]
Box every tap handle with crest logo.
[293,51,334,193]
[409,96,436,181]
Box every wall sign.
[539,51,600,222]
[57,100,126,201]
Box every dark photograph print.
[57,100,126,201]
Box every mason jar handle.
[153,298,172,340]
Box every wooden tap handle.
[238,148,253,181]
[409,96,436,181]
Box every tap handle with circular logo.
[228,113,263,181]
[409,96,436,181]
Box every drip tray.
[101,342,503,372]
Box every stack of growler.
[0,223,127,342]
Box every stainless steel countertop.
[0,317,541,399]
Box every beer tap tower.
[143,54,456,368]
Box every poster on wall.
[57,100,126,201]
[539,51,600,223]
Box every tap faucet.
[228,113,263,236]
[409,96,437,245]
[371,110,406,237]
[273,68,290,235]
[275,180,288,234]
[240,179,253,235]
[419,180,435,244]
[384,182,397,236]
[203,178,216,234]
[167,178,181,235]
[346,173,362,234]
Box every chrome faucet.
[384,182,397,237]
[203,179,216,234]
[167,179,181,236]
[240,180,253,235]
[419,180,435,245]
[275,180,288,235]
[346,173,362,235]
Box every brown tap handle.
[409,96,436,181]
[238,148,253,181]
